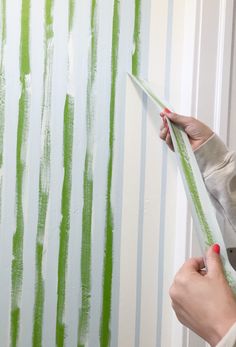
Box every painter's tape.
[129,74,236,293]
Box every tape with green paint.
[129,73,236,293]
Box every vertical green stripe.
[77,1,98,346]
[10,1,31,346]
[172,125,214,245]
[56,5,75,346]
[69,0,75,32]
[132,0,142,76]
[99,1,120,346]
[0,0,6,222]
[32,1,54,346]
[56,95,74,347]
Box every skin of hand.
[159,111,214,151]
[169,245,236,346]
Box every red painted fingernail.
[164,108,171,114]
[213,244,220,254]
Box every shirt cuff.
[194,134,230,177]
[216,322,236,347]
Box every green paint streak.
[99,1,120,346]
[10,1,31,346]
[172,125,214,246]
[78,153,93,347]
[77,1,98,346]
[69,0,75,32]
[56,95,74,347]
[32,1,54,346]
[132,0,142,76]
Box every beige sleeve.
[194,134,236,244]
[216,322,236,347]
[195,135,236,346]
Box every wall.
[0,1,235,347]
[120,1,236,347]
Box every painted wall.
[0,1,235,347]
[0,0,151,346]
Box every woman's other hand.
[169,245,236,346]
[160,111,214,151]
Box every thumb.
[206,244,224,277]
[164,112,191,128]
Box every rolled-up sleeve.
[216,322,236,347]
[195,134,236,346]
[195,134,236,247]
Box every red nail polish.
[164,108,171,114]
[213,244,220,254]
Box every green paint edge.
[69,0,75,32]
[10,1,31,345]
[132,0,142,76]
[77,1,98,346]
[172,125,214,245]
[32,1,54,346]
[56,95,74,347]
[55,3,76,345]
[99,1,120,346]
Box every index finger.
[178,257,205,275]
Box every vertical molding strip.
[156,0,173,346]
[134,94,147,347]
[214,0,234,141]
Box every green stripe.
[69,0,75,32]
[56,95,74,347]
[77,1,98,345]
[99,1,120,346]
[78,152,93,347]
[10,1,31,345]
[32,1,54,346]
[172,125,214,245]
[132,0,142,76]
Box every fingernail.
[164,108,171,114]
[213,244,220,254]
[167,128,170,135]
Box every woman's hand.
[159,111,214,151]
[170,245,236,346]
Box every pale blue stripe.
[156,0,174,346]
[134,93,147,347]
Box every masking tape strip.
[129,73,236,293]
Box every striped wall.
[0,1,235,347]
[0,0,151,346]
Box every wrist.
[208,318,236,346]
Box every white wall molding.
[214,0,235,141]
